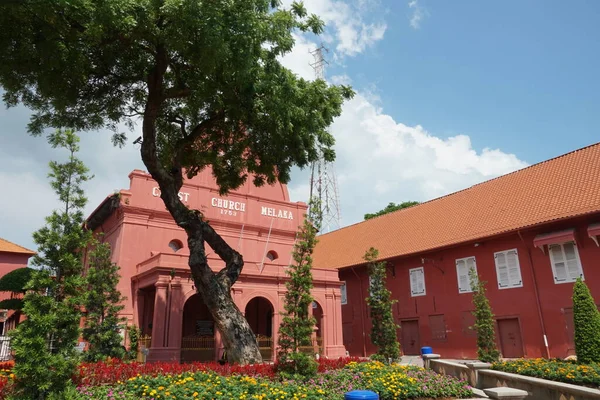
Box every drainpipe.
[518,230,550,359]
[350,266,367,358]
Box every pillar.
[135,289,145,329]
[150,277,169,349]
[324,289,347,358]
[166,277,183,350]
[147,277,170,362]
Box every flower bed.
[492,358,600,388]
[74,361,473,399]
[73,357,364,386]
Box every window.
[409,267,426,297]
[429,314,447,340]
[168,239,183,252]
[548,242,584,283]
[340,282,347,305]
[266,250,278,261]
[456,256,477,293]
[494,249,523,289]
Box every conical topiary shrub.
[572,278,600,364]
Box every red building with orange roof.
[0,238,35,334]
[313,143,600,360]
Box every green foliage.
[10,130,90,399]
[469,268,500,363]
[572,278,600,364]
[0,0,354,365]
[82,237,127,362]
[364,248,400,363]
[0,298,24,310]
[0,0,354,192]
[364,202,420,220]
[277,200,319,379]
[492,358,600,387]
[0,268,34,293]
[126,325,142,360]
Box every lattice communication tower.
[308,45,342,233]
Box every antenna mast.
[308,45,342,233]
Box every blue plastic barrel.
[421,346,433,355]
[344,390,379,400]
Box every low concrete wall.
[478,369,600,400]
[430,359,475,386]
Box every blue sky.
[2,0,599,250]
[342,0,600,162]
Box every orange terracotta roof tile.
[0,238,35,256]
[313,142,600,270]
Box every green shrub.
[573,278,600,364]
[492,358,600,388]
[364,248,400,363]
[469,268,500,363]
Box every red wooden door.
[498,318,524,358]
[400,320,420,355]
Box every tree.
[469,268,500,363]
[10,130,91,399]
[364,247,400,363]
[0,267,35,311]
[364,201,420,220]
[277,200,319,379]
[572,278,600,364]
[82,237,127,362]
[0,0,353,364]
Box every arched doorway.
[245,297,274,361]
[181,293,215,362]
[312,301,324,355]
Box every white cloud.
[281,0,386,57]
[287,92,528,226]
[408,0,427,29]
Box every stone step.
[483,387,529,399]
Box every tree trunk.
[138,45,262,365]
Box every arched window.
[266,250,278,261]
[169,239,183,252]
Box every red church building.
[313,143,600,360]
[85,168,346,362]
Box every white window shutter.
[417,268,426,294]
[563,243,582,280]
[495,252,510,288]
[550,244,568,282]
[506,250,522,287]
[340,282,347,305]
[410,269,418,295]
[409,267,426,296]
[456,259,472,293]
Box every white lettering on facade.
[211,197,246,216]
[261,206,293,220]
[152,187,190,203]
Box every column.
[167,277,183,350]
[148,277,169,362]
[324,289,347,358]
[135,289,145,329]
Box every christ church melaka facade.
[85,169,346,363]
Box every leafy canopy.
[0,0,354,193]
[364,201,420,220]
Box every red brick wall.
[340,213,600,359]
